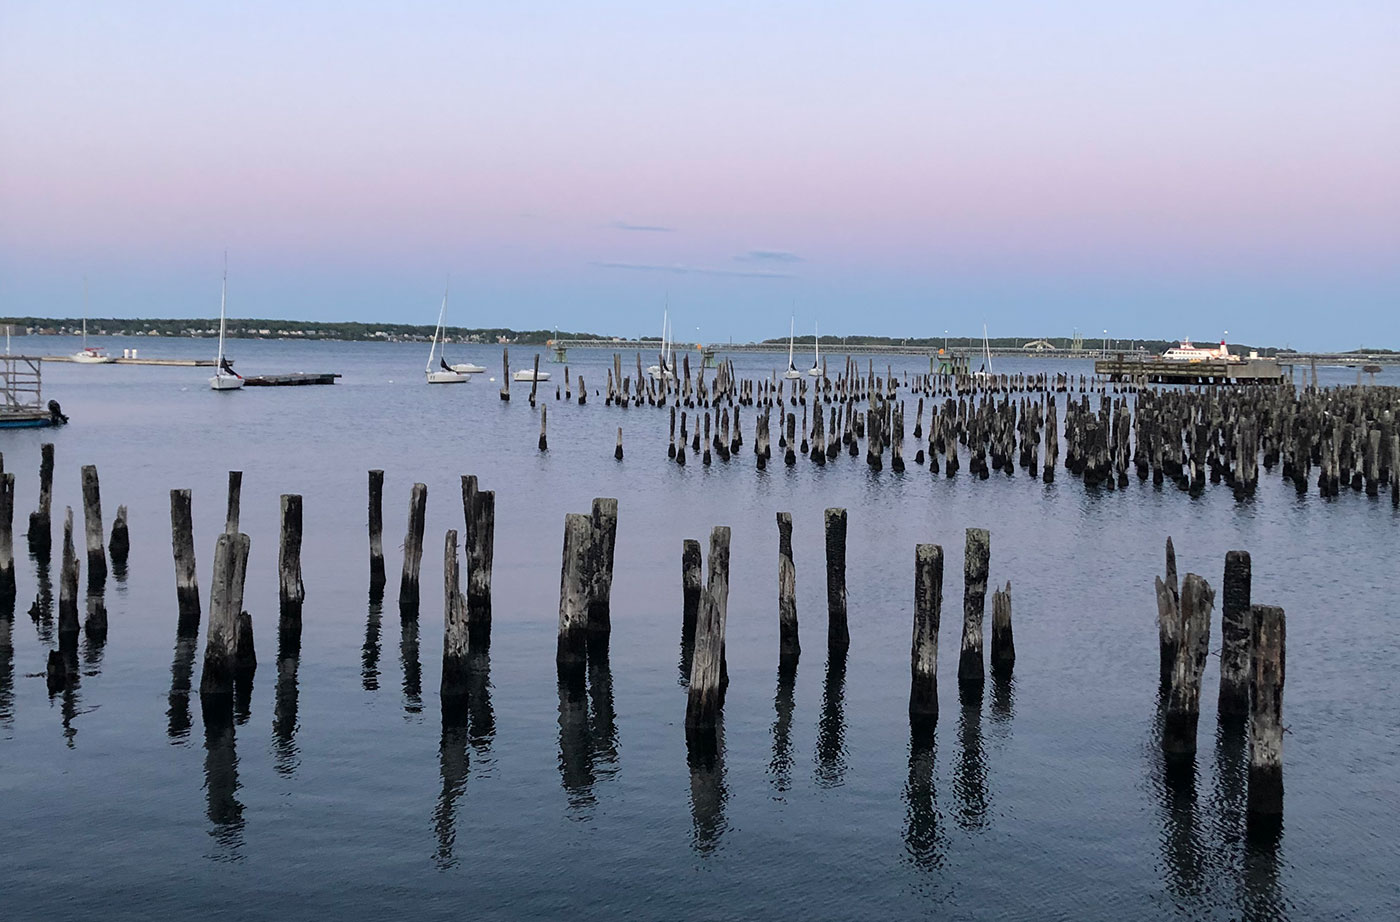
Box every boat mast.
[427,283,448,373]
[82,276,89,349]
[982,323,993,374]
[216,256,228,368]
[813,321,820,367]
[788,314,795,369]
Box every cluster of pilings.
[1155,539,1286,840]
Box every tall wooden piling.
[500,347,510,401]
[682,538,703,643]
[225,471,243,533]
[461,476,496,642]
[1154,537,1180,684]
[199,531,251,720]
[1219,550,1252,717]
[80,465,107,589]
[556,513,592,681]
[1163,573,1215,756]
[958,528,990,686]
[909,543,943,722]
[990,581,1014,674]
[529,354,540,407]
[0,473,14,606]
[587,498,619,641]
[399,483,428,614]
[824,508,849,650]
[1247,604,1286,824]
[686,525,732,732]
[278,494,305,646]
[777,512,799,659]
[368,470,385,590]
[616,427,624,461]
[440,529,470,710]
[108,505,130,571]
[58,508,79,646]
[539,405,548,451]
[170,489,200,633]
[27,442,54,556]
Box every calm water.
[2,336,1397,921]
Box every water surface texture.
[3,337,1397,920]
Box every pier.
[39,355,217,367]
[1095,355,1288,385]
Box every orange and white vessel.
[1161,338,1239,363]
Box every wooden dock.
[40,355,217,367]
[1094,355,1287,385]
[243,373,341,386]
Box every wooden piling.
[199,531,251,719]
[824,508,849,650]
[108,505,129,571]
[58,508,79,646]
[777,512,799,659]
[368,470,385,590]
[529,354,540,407]
[0,473,13,606]
[461,476,496,641]
[278,494,305,646]
[27,442,54,556]
[616,427,624,460]
[587,498,619,641]
[440,529,470,709]
[909,543,943,722]
[500,347,510,401]
[686,525,731,732]
[958,528,990,686]
[539,405,548,451]
[170,489,200,634]
[225,470,242,533]
[1154,537,1180,684]
[399,483,428,614]
[80,465,107,589]
[1163,573,1215,756]
[1247,604,1285,824]
[990,581,1013,674]
[556,513,592,680]
[1218,550,1252,718]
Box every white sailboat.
[647,306,676,380]
[426,286,470,384]
[972,324,994,381]
[807,321,822,376]
[209,260,244,390]
[783,314,801,379]
[71,277,115,364]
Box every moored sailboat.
[209,260,244,391]
[426,287,469,384]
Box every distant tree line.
[0,317,608,345]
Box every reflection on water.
[556,648,619,817]
[902,727,946,872]
[677,635,694,688]
[81,631,105,676]
[362,589,383,691]
[47,645,82,747]
[814,649,848,788]
[29,556,53,646]
[0,618,13,733]
[203,718,245,860]
[272,641,301,776]
[167,635,198,741]
[989,671,1015,725]
[434,649,496,868]
[467,649,496,762]
[400,616,422,716]
[767,657,797,797]
[954,685,988,830]
[687,722,728,854]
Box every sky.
[1,1,1397,349]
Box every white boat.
[71,278,116,364]
[209,259,244,391]
[647,306,676,380]
[1162,338,1238,363]
[807,321,822,376]
[513,367,551,383]
[971,324,995,381]
[782,315,801,379]
[449,361,486,374]
[425,286,469,384]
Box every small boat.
[425,285,469,384]
[971,324,995,381]
[783,314,801,379]
[449,361,486,374]
[1162,338,1238,363]
[807,321,823,376]
[71,278,116,364]
[647,304,676,380]
[513,368,551,383]
[209,260,244,391]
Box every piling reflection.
[203,718,245,859]
[400,616,422,715]
[989,670,1015,725]
[0,618,12,732]
[433,648,495,867]
[29,557,53,645]
[677,635,694,688]
[814,648,848,788]
[902,727,947,872]
[686,722,728,854]
[954,684,988,830]
[362,589,383,691]
[467,648,496,760]
[167,635,198,741]
[81,631,105,675]
[272,641,301,776]
[767,656,797,796]
[556,648,619,815]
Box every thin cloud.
[612,220,675,232]
[735,249,803,263]
[593,261,793,279]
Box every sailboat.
[972,324,994,381]
[807,321,822,377]
[71,277,115,364]
[209,259,244,390]
[783,314,801,379]
[426,286,469,384]
[647,305,676,380]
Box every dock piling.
[824,508,849,650]
[958,528,990,688]
[686,525,731,733]
[399,483,428,615]
[777,512,799,660]
[1219,550,1252,717]
[278,494,305,648]
[1247,604,1286,829]
[80,465,107,589]
[909,543,943,723]
[170,489,200,633]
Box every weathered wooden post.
[278,494,305,647]
[587,498,619,642]
[615,427,624,461]
[824,508,849,650]
[170,489,200,633]
[529,354,540,407]
[58,508,79,648]
[461,476,496,642]
[500,347,510,401]
[199,531,251,722]
[80,465,107,589]
[399,483,428,615]
[777,512,799,660]
[539,405,548,451]
[958,528,990,687]
[1219,550,1252,717]
[909,543,943,723]
[1154,537,1180,685]
[556,513,592,682]
[1163,573,1215,756]
[1247,604,1286,828]
[225,470,242,533]
[440,529,470,713]
[27,442,54,557]
[682,538,703,643]
[990,581,1014,674]
[368,470,385,590]
[108,505,130,572]
[686,525,731,732]
[0,473,14,607]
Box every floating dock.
[1094,356,1288,385]
[41,355,217,366]
[243,373,341,386]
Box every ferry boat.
[1161,339,1239,363]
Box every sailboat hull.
[427,371,470,384]
[209,374,244,390]
[513,370,550,382]
[71,352,116,364]
[449,363,486,374]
